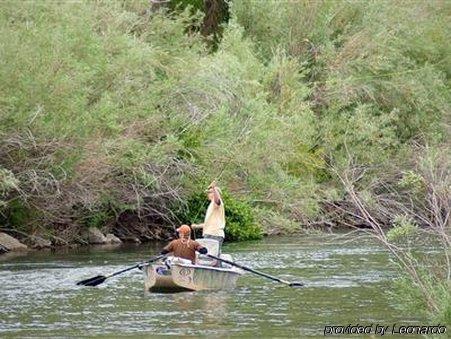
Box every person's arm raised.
[213,187,221,206]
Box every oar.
[207,254,304,287]
[76,254,166,287]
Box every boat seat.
[195,238,220,266]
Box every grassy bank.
[0,0,449,244]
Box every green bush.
[82,208,114,230]
[4,199,33,232]
[386,215,418,242]
[223,191,262,241]
[398,170,426,191]
[0,167,19,208]
[391,262,451,325]
[233,0,449,165]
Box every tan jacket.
[202,199,225,238]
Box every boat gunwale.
[172,262,243,275]
[147,260,243,275]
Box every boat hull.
[144,261,242,293]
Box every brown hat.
[177,225,191,235]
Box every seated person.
[160,225,207,264]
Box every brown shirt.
[163,239,203,263]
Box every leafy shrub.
[223,191,262,241]
[398,170,426,194]
[233,0,449,164]
[4,199,33,232]
[386,215,418,242]
[0,167,19,208]
[82,209,114,230]
[391,263,451,325]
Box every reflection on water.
[0,235,426,337]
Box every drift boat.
[143,239,243,293]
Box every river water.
[0,234,426,337]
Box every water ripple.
[0,236,425,337]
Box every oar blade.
[75,255,165,287]
[76,275,107,287]
[288,282,304,288]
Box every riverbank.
[0,222,324,254]
[0,227,164,253]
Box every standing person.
[160,225,207,264]
[191,181,225,252]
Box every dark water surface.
[0,235,425,337]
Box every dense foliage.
[0,0,449,246]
